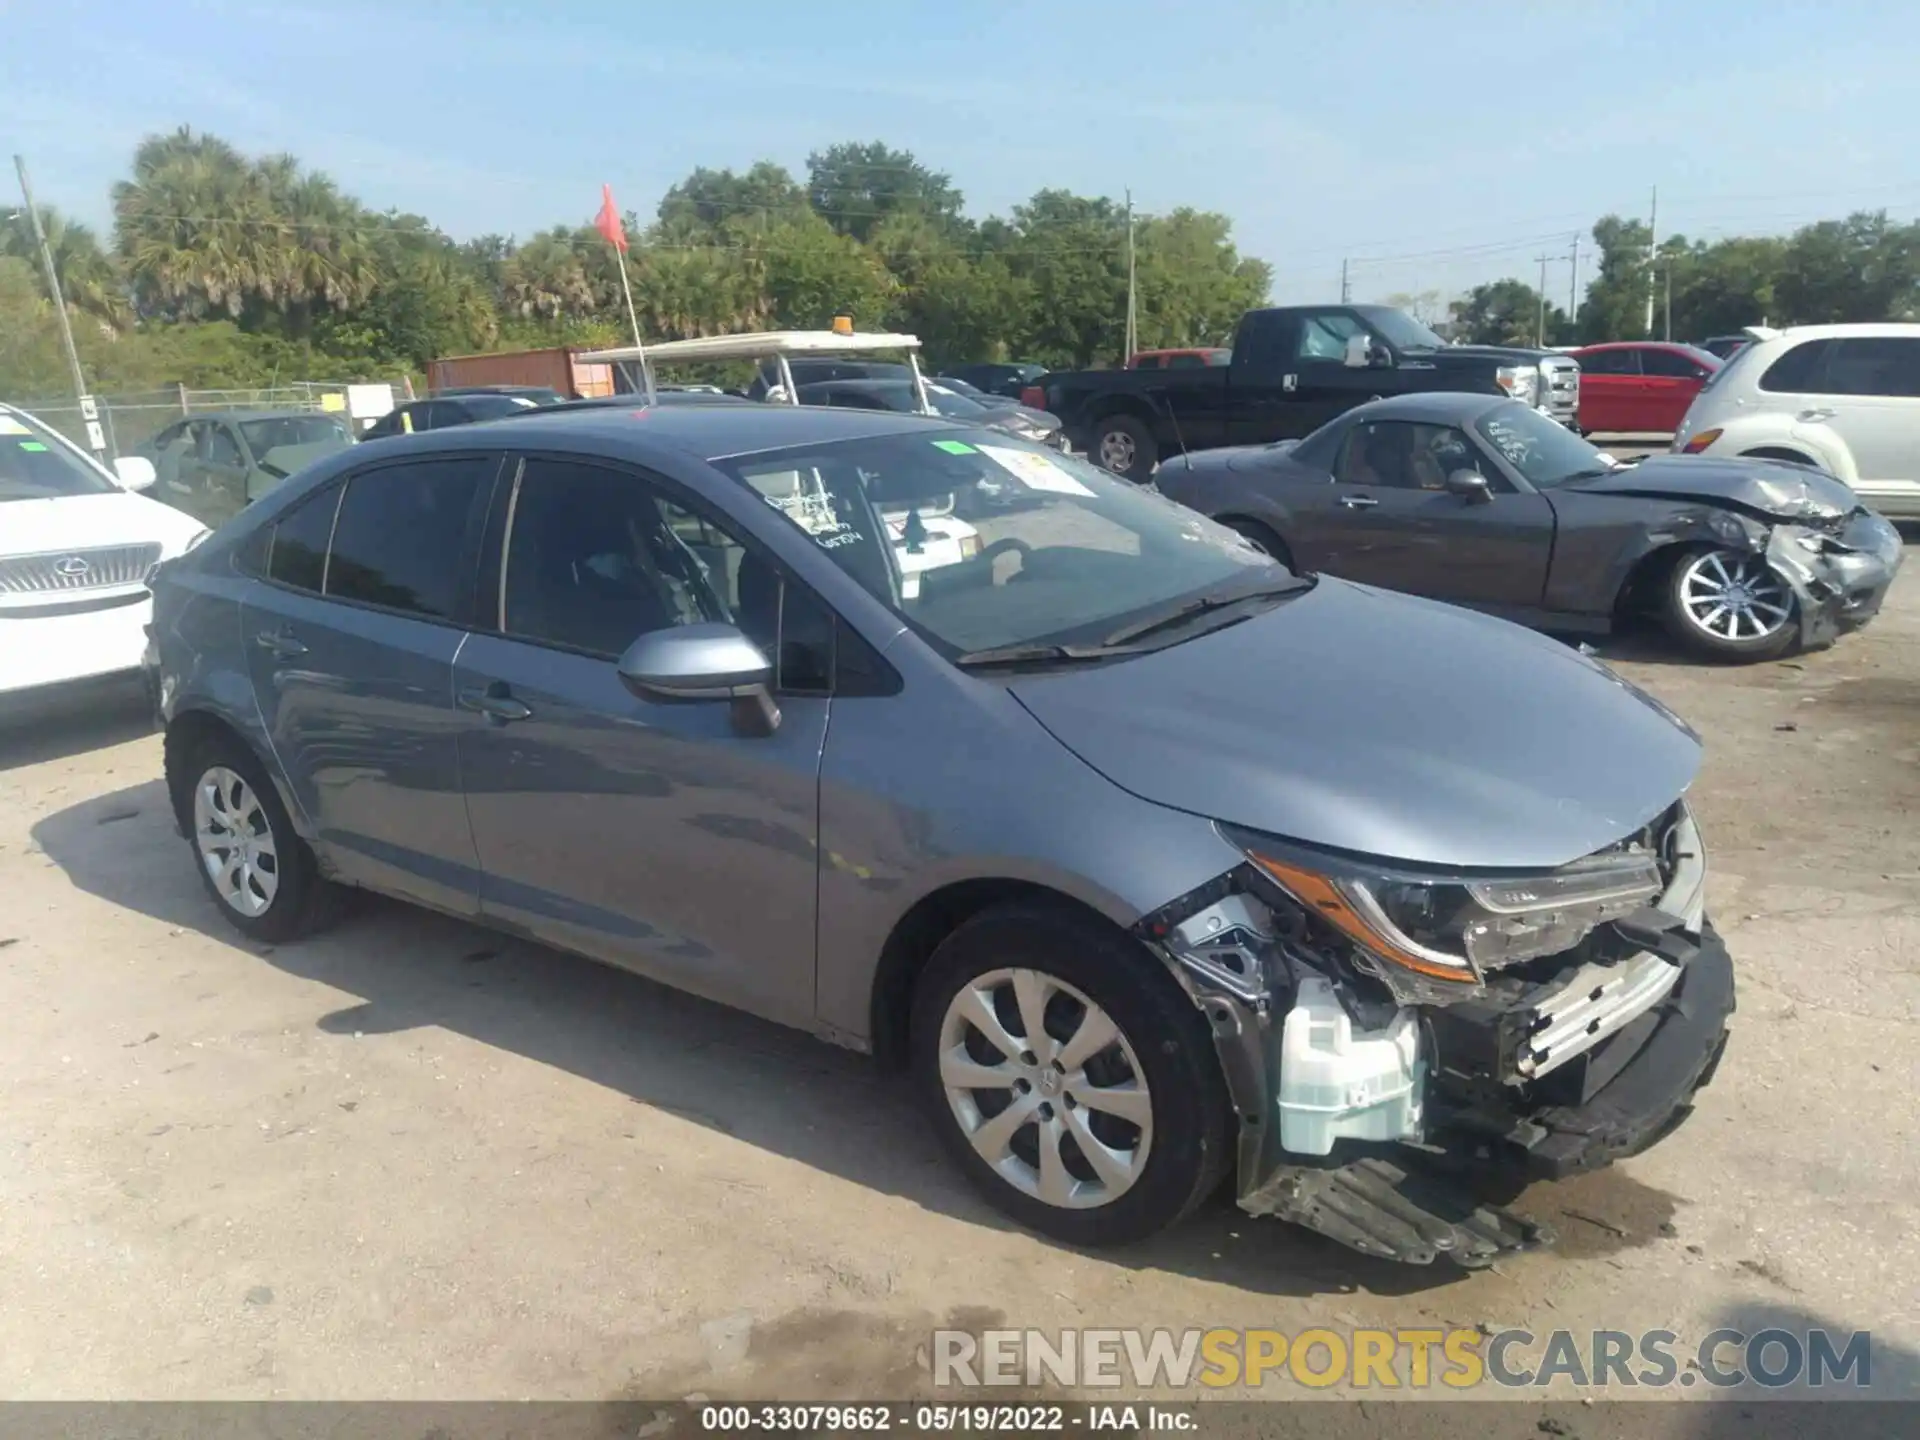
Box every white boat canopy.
[575,329,932,412]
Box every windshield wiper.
[1100,576,1312,648]
[953,642,1127,669]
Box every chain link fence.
[6,380,415,462]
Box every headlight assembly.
[1495,365,1539,405]
[1239,838,1665,985]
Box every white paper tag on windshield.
[0,418,29,435]
[977,443,1095,497]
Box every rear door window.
[1819,337,1920,398]
[1578,349,1636,376]
[1641,348,1706,379]
[323,456,494,620]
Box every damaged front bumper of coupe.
[1136,805,1735,1267]
[1765,505,1905,647]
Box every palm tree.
[0,205,131,332]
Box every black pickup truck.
[1031,303,1581,481]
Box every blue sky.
[3,0,1916,306]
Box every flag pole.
[613,248,654,405]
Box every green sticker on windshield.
[932,439,977,454]
[17,441,48,452]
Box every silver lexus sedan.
[147,403,1733,1267]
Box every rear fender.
[1699,415,1857,482]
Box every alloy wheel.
[1677,550,1793,643]
[937,967,1153,1210]
[1098,429,1137,473]
[193,766,280,917]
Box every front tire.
[911,903,1232,1247]
[1090,414,1158,483]
[1662,546,1796,659]
[183,732,333,940]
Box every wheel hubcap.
[193,766,279,916]
[1099,430,1136,472]
[1680,551,1792,642]
[938,967,1153,1210]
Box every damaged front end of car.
[1133,804,1735,1268]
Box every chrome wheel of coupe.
[193,766,279,917]
[1676,550,1793,645]
[937,966,1153,1210]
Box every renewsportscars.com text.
[933,1327,1874,1391]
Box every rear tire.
[1219,516,1294,568]
[181,730,334,941]
[1090,414,1158,483]
[1662,546,1796,660]
[911,903,1232,1247]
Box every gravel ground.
[1,555,1915,1410]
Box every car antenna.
[1154,386,1194,471]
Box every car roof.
[1340,392,1512,425]
[1764,322,1920,340]
[1573,340,1695,352]
[364,396,959,462]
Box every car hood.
[1564,453,1856,521]
[1425,343,1556,367]
[0,490,206,558]
[1009,579,1700,870]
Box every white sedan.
[1,404,209,703]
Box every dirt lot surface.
[2,559,1916,1414]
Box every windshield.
[1355,306,1446,352]
[711,429,1288,659]
[238,414,352,455]
[0,408,118,502]
[1475,402,1609,488]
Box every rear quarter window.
[1758,339,1829,393]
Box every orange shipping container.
[426,347,616,400]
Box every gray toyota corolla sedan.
[147,403,1733,1266]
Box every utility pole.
[13,153,99,455]
[1567,233,1580,336]
[1123,188,1138,363]
[1664,260,1673,342]
[1533,252,1552,346]
[1340,258,1351,303]
[1643,185,1658,338]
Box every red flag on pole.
[595,184,628,253]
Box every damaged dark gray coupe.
[1154,393,1904,658]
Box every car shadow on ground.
[0,680,153,772]
[31,778,1685,1304]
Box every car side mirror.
[113,456,158,491]
[617,623,780,736]
[1445,469,1492,502]
[1343,334,1370,368]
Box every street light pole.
[12,153,98,452]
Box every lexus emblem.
[55,556,91,578]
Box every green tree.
[997,190,1128,368]
[807,142,964,243]
[1449,278,1566,346]
[1576,214,1654,342]
[659,162,808,235]
[1132,208,1270,349]
[0,256,68,396]
[1776,211,1919,323]
[870,213,1028,365]
[757,212,895,329]
[0,206,130,332]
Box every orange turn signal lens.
[1680,428,1721,454]
[1249,853,1478,983]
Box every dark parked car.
[363,392,544,438]
[940,362,1049,399]
[793,378,1066,450]
[433,384,568,406]
[146,409,354,526]
[1154,392,1902,659]
[1035,304,1580,483]
[151,403,1734,1267]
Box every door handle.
[1796,407,1836,423]
[254,629,307,658]
[1337,495,1379,509]
[457,685,533,723]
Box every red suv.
[1569,342,1720,435]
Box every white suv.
[1672,323,1920,519]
